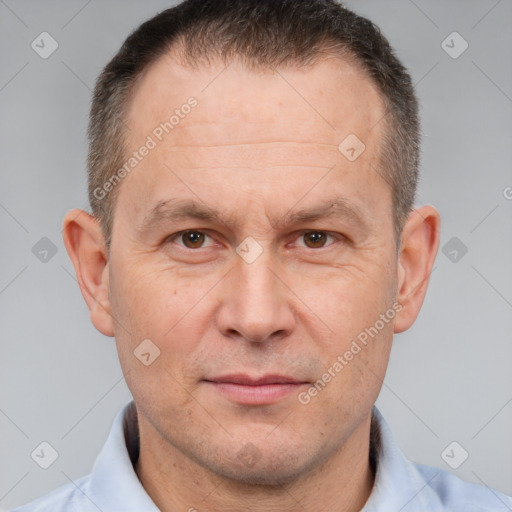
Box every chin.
[215,462,307,487]
[197,442,327,487]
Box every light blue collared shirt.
[11,401,512,511]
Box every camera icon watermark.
[32,237,58,263]
[31,441,59,469]
[236,236,263,264]
[338,134,366,162]
[31,32,59,59]
[442,236,468,263]
[134,338,161,366]
[237,442,262,468]
[441,441,469,469]
[441,31,468,59]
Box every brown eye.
[303,232,328,248]
[181,231,205,248]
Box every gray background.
[1,0,511,509]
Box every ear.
[62,209,114,337]
[394,205,440,334]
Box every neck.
[134,413,375,512]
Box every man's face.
[108,54,399,484]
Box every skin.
[63,52,440,512]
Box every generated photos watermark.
[298,301,403,405]
[93,97,198,201]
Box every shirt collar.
[362,406,442,511]
[88,401,441,512]
[88,401,158,512]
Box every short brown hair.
[88,0,420,248]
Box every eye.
[296,231,338,249]
[170,230,214,249]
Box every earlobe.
[62,209,114,337]
[393,206,440,334]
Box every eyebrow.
[138,199,224,233]
[275,197,369,231]
[137,196,370,234]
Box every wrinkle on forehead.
[152,141,342,171]
[125,53,385,152]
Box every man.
[12,0,512,511]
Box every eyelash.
[166,230,345,250]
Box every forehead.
[126,52,384,147]
[118,52,389,229]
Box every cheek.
[303,320,393,437]
[290,256,396,410]
[109,259,225,375]
[111,260,200,334]
[292,260,395,348]
[109,264,212,414]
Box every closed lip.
[204,374,308,385]
[203,374,309,405]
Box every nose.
[215,251,296,344]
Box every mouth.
[203,374,309,405]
